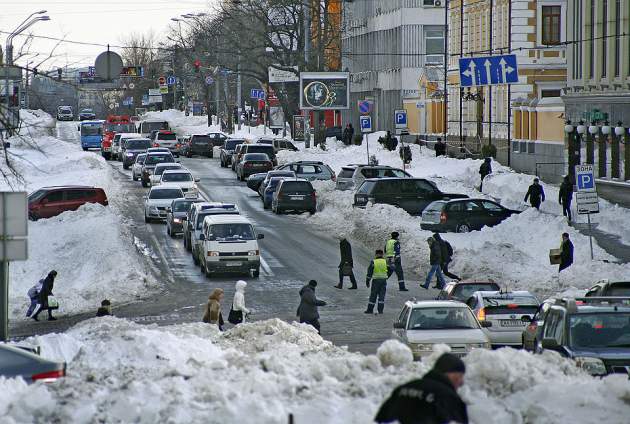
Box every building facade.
[341,0,445,133]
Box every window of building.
[541,89,562,98]
[602,0,608,78]
[542,6,562,45]
[424,27,444,64]
[614,0,621,77]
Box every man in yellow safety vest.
[364,249,392,314]
[385,232,408,291]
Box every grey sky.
[1,0,214,69]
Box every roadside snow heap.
[3,111,157,320]
[2,317,630,423]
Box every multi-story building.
[341,0,445,133]
[445,0,568,182]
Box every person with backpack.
[421,238,446,290]
[26,279,44,317]
[31,270,58,321]
[433,233,461,281]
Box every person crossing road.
[364,250,392,315]
[385,232,408,291]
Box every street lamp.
[6,15,50,65]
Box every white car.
[159,169,200,194]
[466,290,540,347]
[188,203,240,266]
[144,186,184,222]
[392,300,491,359]
[112,132,141,160]
[198,214,263,278]
[336,164,411,191]
[150,163,183,186]
[132,153,147,181]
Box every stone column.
[598,131,607,178]
[611,131,620,179]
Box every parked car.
[236,153,273,181]
[186,203,240,262]
[255,137,299,153]
[152,130,180,156]
[132,153,147,181]
[166,197,203,237]
[392,300,491,360]
[257,170,297,196]
[120,137,152,169]
[28,186,108,220]
[56,106,73,121]
[262,177,286,209]
[150,163,184,186]
[141,152,176,187]
[231,143,246,171]
[421,198,520,233]
[111,132,141,160]
[0,344,66,382]
[159,169,200,194]
[585,280,630,297]
[466,290,539,347]
[198,214,263,277]
[220,138,243,168]
[436,280,501,302]
[79,108,96,121]
[336,164,411,191]
[522,297,556,353]
[272,179,316,214]
[537,297,630,376]
[275,161,336,181]
[144,186,184,222]
[238,144,277,167]
[206,131,229,147]
[246,172,269,193]
[354,178,468,216]
[182,134,214,158]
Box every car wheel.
[144,214,150,223]
[132,174,138,181]
[309,209,316,215]
[263,202,270,210]
[456,223,471,233]
[252,268,260,278]
[192,249,200,265]
[204,261,212,278]
[185,237,192,252]
[168,226,175,238]
[209,153,213,158]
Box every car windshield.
[207,223,255,241]
[157,133,176,141]
[192,136,211,144]
[81,109,94,114]
[244,153,269,161]
[570,313,630,349]
[145,154,174,165]
[59,107,72,113]
[257,139,273,144]
[155,166,181,176]
[338,168,355,178]
[173,200,195,212]
[482,296,539,315]
[135,154,147,164]
[453,283,500,299]
[142,122,169,132]
[361,168,409,178]
[408,307,479,330]
[424,201,446,213]
[266,171,295,182]
[28,189,48,203]
[81,125,102,136]
[162,172,192,182]
[149,189,182,199]
[267,178,284,189]
[224,140,241,150]
[356,181,375,194]
[125,139,151,150]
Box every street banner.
[293,115,305,141]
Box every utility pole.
[303,0,311,148]
[172,47,177,109]
[443,0,449,141]
[237,58,242,131]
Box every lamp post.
[564,120,580,182]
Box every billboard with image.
[299,72,349,110]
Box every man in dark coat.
[342,124,351,145]
[421,237,445,289]
[434,137,447,157]
[347,123,354,145]
[559,232,574,272]
[433,233,461,281]
[375,353,469,424]
[559,175,574,221]
[32,270,57,321]
[478,157,492,191]
[524,178,546,209]
[335,236,357,290]
[297,280,326,333]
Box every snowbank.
[2,317,628,423]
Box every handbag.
[228,303,243,325]
[47,296,59,310]
[341,262,353,276]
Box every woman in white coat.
[230,280,250,325]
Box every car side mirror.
[257,234,264,240]
[541,337,560,350]
[194,178,200,182]
[199,234,205,241]
[521,315,532,323]
[480,321,493,328]
[393,322,405,329]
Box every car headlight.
[207,251,220,257]
[149,206,159,212]
[248,250,259,256]
[469,342,491,350]
[409,343,434,352]
[126,152,134,156]
[173,218,181,224]
[575,357,607,375]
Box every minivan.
[198,214,263,277]
[138,120,170,137]
[28,186,108,220]
[239,144,277,167]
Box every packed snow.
[3,111,158,320]
[2,317,629,424]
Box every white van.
[198,215,263,278]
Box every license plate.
[290,196,304,200]
[226,261,242,267]
[253,164,264,167]
[500,320,525,327]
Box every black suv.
[220,138,243,168]
[538,297,630,376]
[182,134,214,158]
[120,137,152,169]
[354,178,468,215]
[421,198,519,233]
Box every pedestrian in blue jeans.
[421,237,445,289]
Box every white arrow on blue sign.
[166,76,177,86]
[394,109,407,129]
[250,89,265,99]
[360,115,372,133]
[459,54,518,87]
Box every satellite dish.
[95,51,123,81]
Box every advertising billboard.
[269,106,285,129]
[299,72,349,110]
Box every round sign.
[158,76,166,85]
[303,81,330,108]
[109,103,115,109]
[205,76,214,85]
[94,51,123,80]
[129,83,135,89]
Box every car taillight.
[331,173,336,182]
[32,368,65,382]
[175,143,181,148]
[477,308,486,321]
[440,212,447,223]
[153,143,159,147]
[507,304,518,309]
[311,191,316,199]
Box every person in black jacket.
[559,175,574,221]
[559,232,574,272]
[297,280,326,334]
[433,233,461,281]
[478,157,492,191]
[524,178,546,209]
[434,137,447,157]
[32,270,57,321]
[421,238,445,289]
[375,353,469,424]
[335,236,357,290]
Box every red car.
[28,186,108,220]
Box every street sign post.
[158,76,166,86]
[205,76,214,85]
[394,109,408,130]
[459,54,519,87]
[360,115,372,164]
[574,164,599,259]
[166,76,176,86]
[358,100,373,115]
[250,89,265,99]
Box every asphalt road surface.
[11,122,437,354]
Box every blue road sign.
[250,89,265,99]
[166,76,177,86]
[459,54,519,87]
[360,115,372,133]
[394,109,407,129]
[575,165,596,192]
[358,100,373,115]
[205,76,214,85]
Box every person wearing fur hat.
[203,288,225,330]
[375,353,469,424]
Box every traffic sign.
[129,83,135,89]
[576,191,599,214]
[394,109,407,129]
[360,115,372,133]
[575,165,596,192]
[459,54,519,87]
[166,76,176,86]
[159,86,169,94]
[158,76,166,85]
[358,100,373,115]
[250,89,265,99]
[205,76,214,85]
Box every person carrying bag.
[229,280,250,325]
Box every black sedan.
[166,197,203,237]
[421,198,520,233]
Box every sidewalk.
[571,219,630,264]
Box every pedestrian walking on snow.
[365,249,392,314]
[335,236,357,290]
[478,157,492,191]
[203,288,225,330]
[26,279,44,317]
[433,233,461,281]
[559,232,574,273]
[32,270,58,321]
[421,237,446,289]
[375,353,469,424]
[524,178,546,210]
[229,280,250,325]
[385,232,408,291]
[434,137,447,157]
[559,175,574,221]
[297,280,326,334]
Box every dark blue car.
[263,177,286,209]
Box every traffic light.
[33,68,38,75]
[57,68,62,81]
[193,59,201,73]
